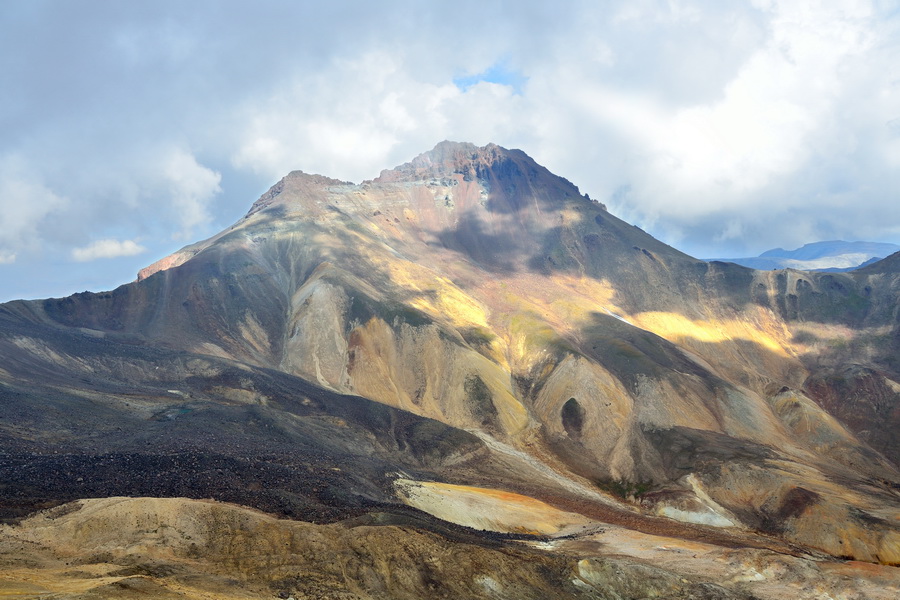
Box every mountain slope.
[2,142,900,596]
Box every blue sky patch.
[454,60,528,95]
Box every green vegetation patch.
[460,326,497,348]
[594,478,654,500]
[464,374,497,428]
[509,312,579,357]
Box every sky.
[1,0,899,302]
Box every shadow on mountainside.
[433,211,521,274]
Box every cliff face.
[2,142,900,595]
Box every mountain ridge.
[2,141,899,598]
[709,240,900,272]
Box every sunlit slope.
[4,142,900,563]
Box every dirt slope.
[1,143,899,590]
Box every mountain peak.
[372,141,600,209]
[856,249,900,274]
[247,170,352,216]
[374,140,511,183]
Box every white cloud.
[617,2,865,203]
[715,220,745,243]
[161,148,222,239]
[1,0,899,299]
[231,51,466,182]
[71,239,147,262]
[0,154,68,257]
[567,0,900,255]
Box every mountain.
[709,240,900,271]
[2,141,900,599]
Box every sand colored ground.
[2,496,898,600]
[553,522,900,600]
[394,479,592,534]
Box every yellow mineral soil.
[553,523,900,600]
[0,496,579,600]
[368,253,490,329]
[408,276,489,330]
[629,309,791,357]
[346,317,529,435]
[767,390,868,460]
[2,495,897,600]
[531,355,640,479]
[394,479,591,535]
[237,313,273,359]
[0,498,272,600]
[483,274,620,343]
[361,250,512,367]
[700,459,900,564]
[534,274,620,326]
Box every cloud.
[161,148,222,239]
[0,0,899,300]
[0,154,68,258]
[231,51,460,182]
[541,0,900,256]
[71,239,147,262]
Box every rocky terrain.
[4,496,900,600]
[1,141,899,597]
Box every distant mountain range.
[2,142,899,599]
[709,240,900,271]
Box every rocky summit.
[1,141,899,599]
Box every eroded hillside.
[1,142,899,597]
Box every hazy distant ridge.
[708,240,900,271]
